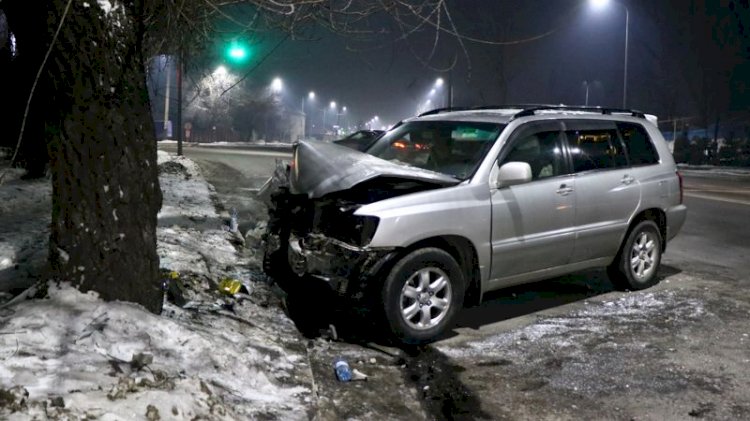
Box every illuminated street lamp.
[323,100,337,127]
[271,77,283,94]
[435,78,444,87]
[302,91,316,138]
[338,106,347,127]
[590,0,629,107]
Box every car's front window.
[367,121,504,180]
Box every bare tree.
[3,0,495,312]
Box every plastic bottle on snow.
[333,357,352,382]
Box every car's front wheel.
[382,247,465,344]
[607,220,663,290]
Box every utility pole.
[163,57,170,138]
[176,49,183,156]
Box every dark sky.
[195,0,748,129]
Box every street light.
[214,65,227,77]
[302,91,316,112]
[302,91,316,139]
[435,78,444,87]
[590,0,629,108]
[323,100,337,128]
[338,106,347,127]
[271,77,283,93]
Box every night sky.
[212,0,747,129]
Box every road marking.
[684,192,750,206]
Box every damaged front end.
[258,140,458,296]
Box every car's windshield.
[367,121,504,180]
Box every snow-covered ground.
[0,152,313,420]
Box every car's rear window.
[617,122,660,166]
[367,121,503,180]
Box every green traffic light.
[229,47,246,60]
[225,41,250,64]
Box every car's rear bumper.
[666,204,687,242]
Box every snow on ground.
[438,290,705,361]
[0,152,313,420]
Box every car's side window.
[500,130,565,181]
[617,122,660,166]
[566,128,627,172]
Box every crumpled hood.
[290,140,460,198]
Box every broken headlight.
[319,212,379,247]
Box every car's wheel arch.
[386,235,482,307]
[624,208,667,253]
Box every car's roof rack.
[417,104,646,120]
[510,104,646,120]
[417,106,471,117]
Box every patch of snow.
[97,0,113,14]
[440,290,705,360]
[0,151,313,419]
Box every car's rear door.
[562,119,641,263]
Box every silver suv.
[260,106,687,344]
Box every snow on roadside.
[439,290,706,360]
[0,151,312,420]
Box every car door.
[563,119,641,263]
[490,121,576,280]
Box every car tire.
[382,247,465,344]
[607,220,663,290]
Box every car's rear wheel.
[607,220,662,290]
[382,247,465,344]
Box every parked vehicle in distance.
[333,130,385,151]
[260,105,687,344]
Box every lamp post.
[338,106,347,127]
[302,91,315,138]
[590,0,629,108]
[583,80,590,106]
[323,101,336,128]
[433,78,445,108]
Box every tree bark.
[41,0,163,312]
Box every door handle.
[556,184,574,196]
[621,175,635,185]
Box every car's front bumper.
[282,233,397,296]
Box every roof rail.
[417,107,470,117]
[510,105,646,120]
[417,104,647,120]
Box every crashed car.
[260,106,687,344]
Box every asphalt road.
[666,170,750,279]
[161,143,750,420]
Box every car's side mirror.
[490,161,532,189]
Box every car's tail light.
[676,170,684,204]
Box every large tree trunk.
[41,0,163,312]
